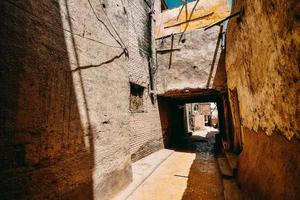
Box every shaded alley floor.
[123,127,224,200]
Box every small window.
[129,82,144,112]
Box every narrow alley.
[124,127,225,200]
[115,122,242,200]
[1,0,299,200]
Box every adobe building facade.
[0,0,163,199]
[128,0,163,162]
[225,0,300,199]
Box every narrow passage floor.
[127,130,224,200]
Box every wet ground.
[126,127,224,200]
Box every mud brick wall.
[128,0,163,162]
[226,0,300,199]
[0,0,132,199]
[155,27,226,94]
[0,0,165,198]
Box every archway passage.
[125,89,234,199]
[157,88,226,151]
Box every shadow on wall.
[0,0,95,199]
[157,97,185,149]
[212,49,227,91]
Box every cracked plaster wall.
[226,0,300,199]
[226,0,300,140]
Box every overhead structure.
[155,0,230,39]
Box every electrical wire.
[2,0,122,49]
[87,0,128,57]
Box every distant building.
[184,103,217,132]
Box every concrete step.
[223,179,243,200]
[217,157,234,178]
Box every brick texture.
[128,0,163,162]
[0,0,164,199]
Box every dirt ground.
[127,128,223,200]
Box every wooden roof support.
[206,25,223,88]
[204,11,241,31]
[156,48,181,54]
[177,0,186,20]
[168,33,175,69]
[178,0,200,43]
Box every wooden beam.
[178,0,200,43]
[168,34,175,69]
[156,48,181,53]
[206,25,223,88]
[177,0,186,21]
[204,11,240,31]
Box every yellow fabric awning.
[155,0,230,39]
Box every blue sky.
[164,0,195,9]
[164,0,232,11]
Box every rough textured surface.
[128,0,164,162]
[0,0,163,199]
[0,0,131,199]
[156,27,224,94]
[225,0,300,199]
[238,128,300,200]
[226,0,300,139]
